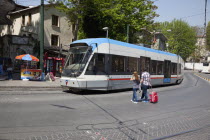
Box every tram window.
[127,57,138,72]
[157,61,163,75]
[97,54,105,73]
[151,60,157,75]
[178,63,181,74]
[112,55,125,72]
[86,55,96,75]
[140,57,150,73]
[171,63,177,75]
[86,53,106,75]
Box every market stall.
[15,54,41,80]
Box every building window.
[51,34,59,46]
[72,24,75,31]
[52,15,59,27]
[28,13,32,25]
[22,15,25,25]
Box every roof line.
[9,4,56,14]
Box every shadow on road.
[63,83,178,95]
[50,104,75,110]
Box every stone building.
[0,4,74,76]
[152,32,168,51]
[0,0,16,25]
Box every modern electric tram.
[60,38,184,91]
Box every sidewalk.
[194,72,210,82]
[0,74,62,91]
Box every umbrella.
[15,54,39,80]
[15,54,39,61]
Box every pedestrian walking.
[140,68,151,102]
[7,63,13,80]
[130,71,140,103]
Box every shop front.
[44,57,64,77]
[44,50,66,77]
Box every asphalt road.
[0,71,210,140]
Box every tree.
[156,19,197,61]
[49,0,158,42]
[206,21,210,51]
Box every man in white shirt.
[140,68,151,102]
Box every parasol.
[15,54,39,61]
[15,54,39,80]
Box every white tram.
[60,38,184,91]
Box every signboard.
[21,69,42,80]
[12,36,29,45]
[163,78,171,83]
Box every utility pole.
[127,24,129,43]
[204,0,207,35]
[40,0,44,72]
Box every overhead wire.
[180,11,210,20]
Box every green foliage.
[156,19,197,61]
[206,21,210,51]
[48,0,158,42]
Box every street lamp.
[102,27,109,38]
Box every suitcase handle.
[148,85,153,92]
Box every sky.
[154,0,210,27]
[17,0,210,27]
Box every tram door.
[163,60,171,83]
[86,53,108,90]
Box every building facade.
[152,32,167,51]
[195,35,208,60]
[0,4,74,76]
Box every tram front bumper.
[60,77,86,89]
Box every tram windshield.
[62,45,92,77]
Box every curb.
[194,73,210,82]
[0,86,61,88]
[0,86,62,91]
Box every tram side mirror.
[90,43,98,52]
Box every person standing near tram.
[130,71,140,103]
[140,68,151,102]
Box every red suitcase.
[149,91,158,103]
